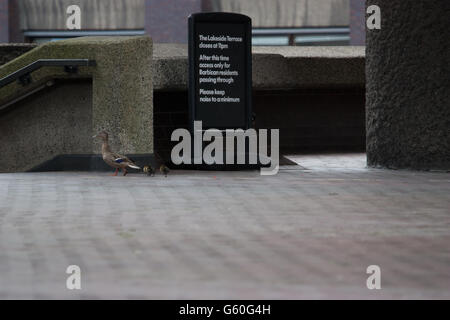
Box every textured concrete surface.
[0,154,449,299]
[153,44,365,90]
[0,80,92,172]
[0,36,153,172]
[366,1,450,170]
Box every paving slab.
[0,154,449,299]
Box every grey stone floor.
[0,153,449,299]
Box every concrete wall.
[0,36,153,172]
[18,0,349,31]
[1,41,365,172]
[0,80,93,172]
[4,0,351,43]
[153,44,365,91]
[210,0,350,27]
[0,0,21,42]
[152,44,366,162]
[145,0,201,43]
[145,0,350,43]
[366,0,450,170]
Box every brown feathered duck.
[93,131,141,176]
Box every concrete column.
[350,0,365,45]
[0,0,23,43]
[145,0,205,43]
[0,36,154,172]
[366,0,450,170]
[0,0,8,42]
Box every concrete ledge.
[153,44,365,90]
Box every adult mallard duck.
[93,131,141,176]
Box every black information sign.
[189,12,252,130]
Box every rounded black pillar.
[366,0,450,170]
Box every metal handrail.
[0,59,96,88]
[24,30,145,38]
[252,27,350,36]
[252,27,350,46]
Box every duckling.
[154,151,170,177]
[93,131,141,176]
[160,164,170,177]
[143,165,155,176]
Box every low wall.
[153,44,365,90]
[1,41,365,171]
[153,44,366,162]
[0,36,153,172]
[0,80,92,172]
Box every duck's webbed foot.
[123,169,128,176]
[112,168,119,176]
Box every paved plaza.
[0,154,449,299]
